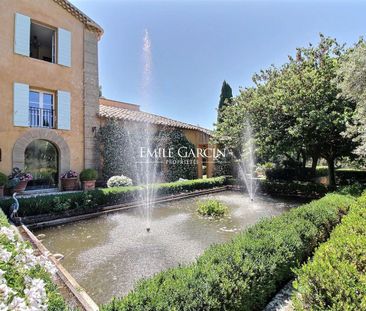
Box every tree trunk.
[301,151,307,168]
[311,155,318,174]
[326,157,336,188]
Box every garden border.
[18,224,99,311]
[20,185,231,229]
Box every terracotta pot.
[61,178,79,191]
[81,180,96,191]
[9,180,28,195]
[0,186,4,198]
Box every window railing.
[29,107,54,128]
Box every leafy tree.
[217,80,233,123]
[215,35,357,186]
[337,40,366,156]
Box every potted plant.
[60,170,79,191]
[7,168,33,195]
[80,169,98,191]
[0,172,7,198]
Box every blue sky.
[71,0,366,129]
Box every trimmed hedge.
[0,177,227,217]
[266,167,315,182]
[266,167,366,185]
[293,193,366,310]
[101,193,355,311]
[260,180,329,198]
[336,169,366,185]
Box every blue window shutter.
[57,91,71,130]
[14,13,30,56]
[13,83,29,127]
[58,28,71,67]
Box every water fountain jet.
[237,120,258,201]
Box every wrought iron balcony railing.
[29,107,54,128]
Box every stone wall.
[83,30,100,169]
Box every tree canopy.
[337,39,366,156]
[214,35,357,186]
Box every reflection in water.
[36,191,301,304]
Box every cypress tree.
[217,80,233,123]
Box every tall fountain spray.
[121,29,158,233]
[142,29,152,101]
[139,29,158,232]
[237,120,258,201]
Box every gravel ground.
[264,282,294,311]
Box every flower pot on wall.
[82,180,96,191]
[61,178,78,191]
[9,180,28,195]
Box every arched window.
[25,140,58,189]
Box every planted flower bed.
[101,193,355,311]
[293,192,366,310]
[0,210,67,310]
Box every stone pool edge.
[19,224,100,311]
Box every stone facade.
[12,129,71,174]
[0,0,102,187]
[83,30,100,169]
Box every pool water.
[36,191,301,304]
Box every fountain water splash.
[237,120,258,201]
[138,29,157,232]
[142,29,152,101]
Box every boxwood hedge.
[260,180,329,198]
[293,193,366,310]
[101,193,355,311]
[0,177,227,217]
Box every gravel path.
[263,282,294,311]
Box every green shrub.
[337,182,365,197]
[0,172,7,187]
[107,175,133,187]
[265,168,315,182]
[267,167,366,186]
[197,199,228,217]
[0,177,228,217]
[101,193,355,311]
[293,193,366,310]
[260,180,328,197]
[79,168,98,181]
[336,168,366,185]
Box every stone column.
[83,29,100,170]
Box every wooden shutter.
[13,83,29,126]
[57,28,71,67]
[57,90,71,130]
[14,13,30,56]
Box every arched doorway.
[24,140,58,189]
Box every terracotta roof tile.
[52,0,103,36]
[99,104,212,135]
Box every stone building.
[0,0,212,191]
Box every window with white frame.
[29,90,54,128]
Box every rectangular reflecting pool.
[35,191,302,304]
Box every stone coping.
[19,225,99,311]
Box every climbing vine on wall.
[98,120,198,183]
[159,129,198,182]
[98,120,136,181]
